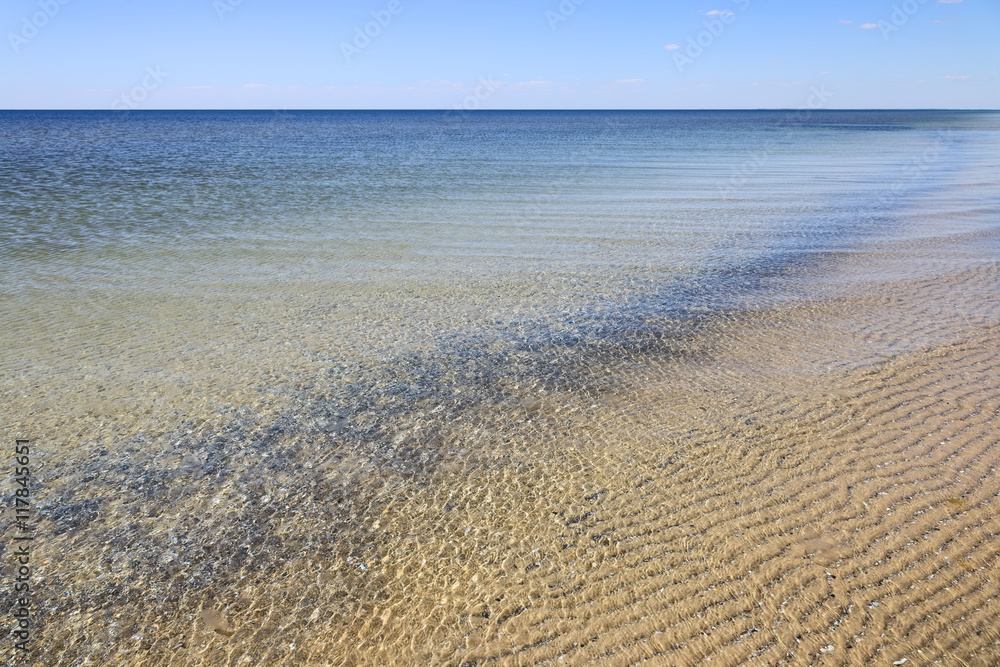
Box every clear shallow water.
[3,110,1000,665]
[2,111,999,395]
[2,110,999,437]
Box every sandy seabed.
[3,229,1000,667]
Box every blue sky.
[1,0,997,109]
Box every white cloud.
[937,0,963,3]
[705,9,734,16]
[839,19,853,24]
[663,44,681,50]
[860,23,879,28]
[944,75,971,79]
[614,79,643,84]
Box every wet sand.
[3,228,1000,666]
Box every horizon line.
[2,107,998,112]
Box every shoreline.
[4,225,1000,665]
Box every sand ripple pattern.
[3,231,1000,666]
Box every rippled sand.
[3,226,1000,666]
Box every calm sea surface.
[4,110,998,311]
[0,111,1000,426]
[2,109,999,434]
[3,109,1000,665]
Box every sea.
[3,109,1000,664]
[3,109,1000,465]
